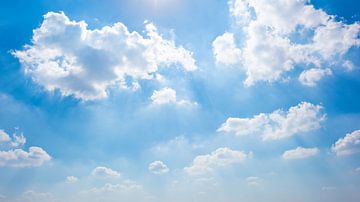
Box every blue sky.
[0,0,360,201]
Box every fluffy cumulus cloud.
[0,129,51,168]
[217,102,325,140]
[91,166,121,178]
[150,87,197,106]
[65,176,78,184]
[13,12,197,100]
[148,160,169,175]
[299,68,332,86]
[184,147,249,176]
[282,147,319,160]
[212,32,242,65]
[332,130,360,156]
[214,0,360,86]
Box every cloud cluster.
[282,147,319,160]
[0,130,51,168]
[13,12,196,100]
[184,147,249,175]
[217,102,325,140]
[332,130,360,156]
[0,129,26,148]
[214,0,360,86]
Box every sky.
[0,0,360,201]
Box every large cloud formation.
[14,12,197,100]
[213,0,360,86]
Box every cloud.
[148,160,169,175]
[0,130,26,148]
[0,147,51,168]
[20,190,58,202]
[0,130,10,142]
[214,0,360,86]
[212,32,242,65]
[65,176,78,184]
[91,166,121,178]
[355,167,360,173]
[282,147,319,160]
[0,129,51,168]
[13,12,197,101]
[246,176,261,186]
[321,186,336,191]
[79,182,144,202]
[217,102,325,140]
[10,133,26,148]
[298,68,332,87]
[85,181,142,194]
[332,130,360,156]
[150,87,197,106]
[80,180,144,202]
[151,87,176,104]
[184,147,249,176]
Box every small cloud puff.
[91,166,121,178]
[148,160,170,175]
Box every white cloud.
[332,130,360,156]
[65,176,78,184]
[214,0,360,86]
[13,12,197,101]
[246,176,261,186]
[184,147,249,176]
[148,160,169,175]
[0,130,10,142]
[0,130,26,147]
[212,32,242,65]
[0,147,51,168]
[355,167,360,173]
[0,130,50,168]
[10,133,26,148]
[217,102,325,140]
[151,87,176,104]
[282,147,319,160]
[91,166,121,178]
[150,87,197,106]
[299,68,332,86]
